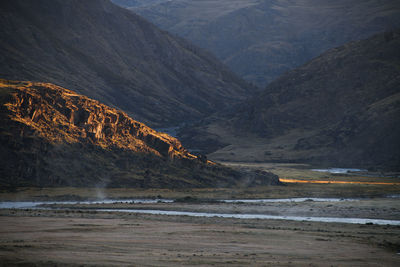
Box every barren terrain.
[1,209,400,266]
[1,163,399,266]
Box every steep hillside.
[111,0,169,8]
[0,79,279,188]
[0,0,252,127]
[181,30,400,171]
[132,0,400,86]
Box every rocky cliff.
[0,79,279,188]
[2,79,191,159]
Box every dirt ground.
[1,163,400,266]
[0,209,400,266]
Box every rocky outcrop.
[0,79,279,188]
[3,79,193,159]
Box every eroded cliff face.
[1,79,194,160]
[0,79,279,188]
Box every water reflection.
[223,198,356,203]
[0,199,173,209]
[102,209,400,225]
[311,168,367,174]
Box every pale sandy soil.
[0,209,400,266]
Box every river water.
[101,209,400,226]
[223,197,356,203]
[0,199,173,209]
[0,197,353,209]
[311,168,367,174]
[1,198,399,225]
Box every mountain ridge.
[0,0,253,127]
[130,0,400,87]
[179,29,400,171]
[0,79,192,159]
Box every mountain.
[130,0,400,87]
[180,30,400,171]
[111,0,169,8]
[0,79,279,188]
[0,0,252,128]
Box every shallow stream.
[0,197,354,209]
[101,209,400,226]
[311,168,367,174]
[2,198,399,225]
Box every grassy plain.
[1,162,399,201]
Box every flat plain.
[0,163,399,266]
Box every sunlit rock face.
[2,79,191,159]
[0,79,280,188]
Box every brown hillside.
[181,30,400,171]
[0,0,252,127]
[131,0,400,87]
[0,79,279,188]
[1,79,192,159]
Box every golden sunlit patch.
[280,178,400,185]
[0,78,199,161]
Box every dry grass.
[1,162,399,201]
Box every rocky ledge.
[1,79,194,159]
[0,79,280,188]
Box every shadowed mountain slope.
[111,0,169,8]
[181,30,400,171]
[131,0,400,87]
[0,79,279,188]
[0,0,252,127]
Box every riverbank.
[38,197,400,221]
[1,162,399,265]
[1,183,400,202]
[1,163,399,202]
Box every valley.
[180,29,400,172]
[1,0,399,266]
[130,0,400,86]
[0,0,252,127]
